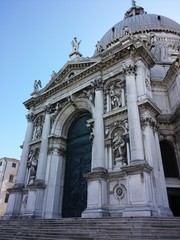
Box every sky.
[0,0,180,160]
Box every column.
[4,111,34,219]
[43,146,65,218]
[35,105,51,183]
[123,60,144,163]
[92,77,105,170]
[82,76,108,218]
[16,112,35,186]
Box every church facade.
[5,3,180,219]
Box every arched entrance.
[62,113,92,217]
[160,140,180,216]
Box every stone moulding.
[24,40,154,110]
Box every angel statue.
[71,37,81,52]
[33,80,42,93]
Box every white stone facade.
[4,4,180,219]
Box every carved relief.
[83,88,95,104]
[33,115,44,140]
[27,148,39,184]
[122,60,136,75]
[114,184,126,200]
[26,112,35,122]
[91,76,103,90]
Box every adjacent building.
[4,3,180,219]
[0,157,19,217]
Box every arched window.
[160,140,179,178]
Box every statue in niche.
[112,131,126,167]
[33,116,43,140]
[110,88,122,110]
[71,37,81,52]
[27,149,38,184]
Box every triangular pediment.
[42,58,98,93]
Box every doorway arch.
[62,112,92,217]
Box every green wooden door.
[62,113,92,217]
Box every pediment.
[42,58,97,92]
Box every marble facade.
[4,3,180,219]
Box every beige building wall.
[0,157,19,217]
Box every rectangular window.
[0,161,2,166]
[12,163,16,168]
[5,194,9,203]
[9,175,14,183]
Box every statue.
[112,131,126,167]
[110,89,121,110]
[33,80,42,93]
[96,41,103,53]
[27,149,38,184]
[51,71,57,80]
[71,37,81,52]
[113,132,125,160]
[132,0,136,7]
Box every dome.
[97,8,180,51]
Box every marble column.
[91,77,105,170]
[35,105,51,183]
[82,77,108,218]
[123,60,144,163]
[4,111,34,219]
[16,112,35,186]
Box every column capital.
[48,146,66,157]
[44,103,52,113]
[91,76,103,90]
[122,60,136,75]
[26,112,35,122]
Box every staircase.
[0,217,180,240]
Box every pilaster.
[43,145,66,219]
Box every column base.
[82,208,109,218]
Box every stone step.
[0,217,179,240]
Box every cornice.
[138,98,161,116]
[157,102,180,124]
[24,39,154,110]
[103,106,128,121]
[164,59,180,84]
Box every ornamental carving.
[113,184,126,200]
[27,148,39,184]
[141,116,158,131]
[91,76,103,90]
[122,60,136,75]
[83,88,95,104]
[48,146,66,156]
[33,115,45,140]
[26,112,35,122]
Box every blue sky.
[0,0,180,160]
